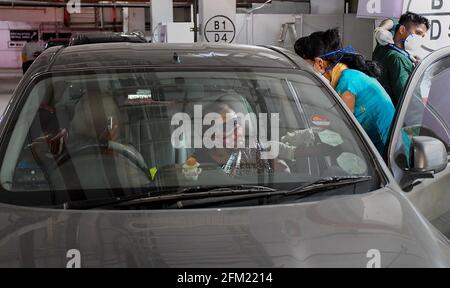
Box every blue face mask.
[316,46,357,76]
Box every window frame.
[388,48,450,188]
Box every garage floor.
[0,69,21,114]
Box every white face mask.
[313,69,331,86]
[404,34,422,54]
[309,62,330,85]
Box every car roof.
[31,42,309,74]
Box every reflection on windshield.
[0,69,375,206]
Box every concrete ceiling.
[10,0,272,3]
[1,0,308,4]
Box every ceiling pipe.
[0,0,151,8]
[0,0,305,9]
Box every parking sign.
[199,0,236,43]
[204,15,236,43]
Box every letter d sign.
[367,0,381,14]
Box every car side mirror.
[402,136,448,191]
[409,136,447,174]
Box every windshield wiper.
[167,176,373,209]
[113,176,371,209]
[284,176,373,196]
[62,177,371,210]
[62,185,276,210]
[174,185,277,194]
[61,192,152,210]
[113,185,277,208]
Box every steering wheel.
[56,141,148,172]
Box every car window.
[394,56,450,169]
[0,69,379,207]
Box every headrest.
[70,94,121,140]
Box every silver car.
[0,43,450,268]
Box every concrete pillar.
[129,8,146,33]
[151,0,173,42]
[123,8,146,33]
[310,0,346,14]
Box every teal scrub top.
[336,69,396,154]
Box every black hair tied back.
[340,53,382,78]
[295,28,382,78]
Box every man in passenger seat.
[187,100,314,178]
[191,102,286,177]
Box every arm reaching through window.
[264,129,316,161]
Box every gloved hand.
[374,27,394,46]
[261,129,316,160]
[406,50,421,64]
[262,141,297,160]
[281,128,315,147]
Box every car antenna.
[173,52,181,64]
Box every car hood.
[0,187,449,268]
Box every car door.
[388,46,450,237]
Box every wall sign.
[204,15,236,43]
[10,30,38,42]
[199,0,236,43]
[8,41,25,49]
[357,0,405,19]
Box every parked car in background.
[1,43,450,267]
[69,32,147,46]
[44,38,70,50]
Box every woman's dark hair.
[294,28,381,78]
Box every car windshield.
[0,68,378,207]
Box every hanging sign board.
[10,30,38,42]
[357,0,404,19]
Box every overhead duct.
[0,0,151,8]
[0,0,290,8]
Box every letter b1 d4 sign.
[199,0,236,43]
[204,15,236,43]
